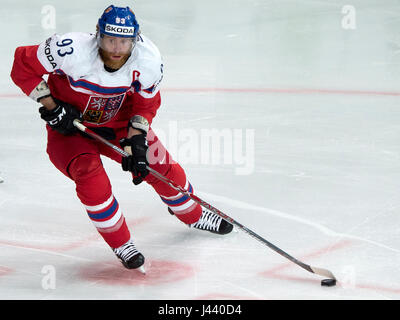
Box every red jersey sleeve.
[10,45,49,97]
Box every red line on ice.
[164,87,400,96]
[0,266,14,277]
[0,217,151,252]
[2,86,400,98]
[259,239,352,277]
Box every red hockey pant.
[46,125,202,248]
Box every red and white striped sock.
[84,194,130,249]
[160,180,202,225]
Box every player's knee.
[145,162,187,196]
[68,153,103,182]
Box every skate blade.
[137,265,146,274]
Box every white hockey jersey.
[36,31,163,99]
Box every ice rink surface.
[0,0,400,300]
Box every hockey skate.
[168,207,233,235]
[113,239,146,273]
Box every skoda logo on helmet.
[105,23,134,36]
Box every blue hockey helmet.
[98,5,140,39]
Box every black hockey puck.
[321,278,336,287]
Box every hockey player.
[10,5,233,271]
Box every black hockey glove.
[119,134,149,184]
[39,99,82,135]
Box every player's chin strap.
[73,119,337,283]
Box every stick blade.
[310,266,336,280]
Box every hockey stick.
[73,119,336,281]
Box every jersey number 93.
[56,39,74,57]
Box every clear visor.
[97,33,136,55]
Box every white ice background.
[0,0,399,299]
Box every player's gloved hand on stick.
[39,98,82,135]
[120,133,149,184]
